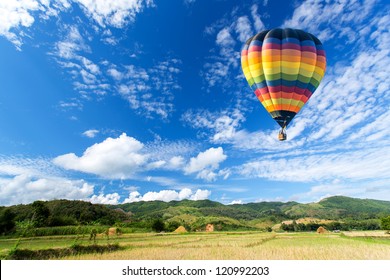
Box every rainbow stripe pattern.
[241,28,326,128]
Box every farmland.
[1,231,390,260]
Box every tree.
[151,219,165,232]
[0,209,16,234]
[32,201,50,227]
[381,216,390,233]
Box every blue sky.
[0,0,389,206]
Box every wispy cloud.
[283,0,378,44]
[110,58,182,119]
[74,0,155,28]
[1,0,168,119]
[1,0,154,50]
[182,108,246,143]
[202,4,265,90]
[82,129,99,138]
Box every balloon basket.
[278,129,287,141]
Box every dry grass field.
[68,231,390,260]
[2,231,389,260]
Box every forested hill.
[1,196,390,234]
[111,196,390,220]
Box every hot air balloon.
[241,28,326,141]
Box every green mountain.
[1,196,390,234]
[112,196,390,220]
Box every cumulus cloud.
[0,154,99,205]
[184,147,227,181]
[54,133,148,178]
[0,0,39,48]
[229,199,243,205]
[185,147,226,174]
[89,192,121,204]
[0,174,94,206]
[123,188,211,203]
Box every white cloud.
[0,174,94,206]
[55,25,90,60]
[191,189,211,200]
[0,0,153,49]
[74,0,154,28]
[113,58,181,119]
[250,4,265,32]
[168,156,185,170]
[123,188,211,203]
[52,25,112,98]
[185,147,226,174]
[282,0,378,43]
[82,129,99,138]
[90,192,121,204]
[184,147,227,181]
[291,180,390,203]
[0,155,99,205]
[235,16,252,43]
[182,108,246,143]
[196,169,218,181]
[216,28,235,47]
[82,57,100,75]
[54,133,148,179]
[145,139,197,165]
[107,68,123,80]
[53,133,202,180]
[229,199,243,205]
[202,5,261,89]
[0,0,41,49]
[239,147,390,184]
[146,160,166,169]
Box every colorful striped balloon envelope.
[241,28,326,140]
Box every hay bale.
[205,224,214,232]
[174,226,187,233]
[317,226,327,234]
[108,227,117,236]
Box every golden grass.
[58,231,390,260]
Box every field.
[1,231,390,260]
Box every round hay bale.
[174,226,187,233]
[317,226,327,234]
